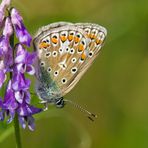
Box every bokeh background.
[0,0,148,147]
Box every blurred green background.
[0,0,148,147]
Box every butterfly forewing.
[33,22,107,100]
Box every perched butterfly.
[33,22,107,120]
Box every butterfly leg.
[40,100,49,111]
[43,102,49,111]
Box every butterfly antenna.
[64,99,97,121]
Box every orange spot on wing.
[51,37,58,44]
[78,44,84,52]
[90,33,96,40]
[74,36,80,43]
[68,35,74,41]
[60,36,67,42]
[96,39,102,45]
[81,52,86,60]
[39,42,50,49]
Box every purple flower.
[0,1,42,131]
[0,0,11,26]
[0,66,7,88]
[3,17,13,38]
[19,115,35,131]
[1,0,11,8]
[12,73,31,105]
[0,8,4,26]
[0,73,42,129]
[0,44,42,130]
[11,8,32,47]
[15,44,36,75]
[0,58,6,88]
[0,35,9,53]
[17,101,42,131]
[2,80,18,123]
[0,35,12,88]
[12,73,31,91]
[17,103,41,131]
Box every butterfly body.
[33,22,107,107]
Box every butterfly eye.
[55,98,64,108]
[61,78,67,84]
[71,67,78,74]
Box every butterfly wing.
[62,23,107,95]
[33,22,107,100]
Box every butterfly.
[33,22,107,120]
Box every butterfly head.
[55,97,65,108]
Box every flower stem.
[14,114,22,148]
[10,33,22,148]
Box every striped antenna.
[64,99,97,121]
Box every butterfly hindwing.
[33,22,107,99]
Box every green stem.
[14,115,22,148]
[10,33,22,148]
